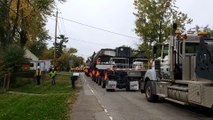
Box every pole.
[170,23,177,82]
[54,10,58,68]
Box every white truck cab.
[141,30,213,109]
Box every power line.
[1,1,140,41]
[49,35,112,47]
[69,37,112,47]
[55,16,140,40]
[58,10,68,35]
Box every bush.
[9,71,35,88]
[2,45,25,72]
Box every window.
[30,63,34,67]
[185,43,200,54]
[162,45,169,59]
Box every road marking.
[82,74,113,120]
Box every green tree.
[57,47,83,71]
[26,29,51,58]
[57,52,71,71]
[0,0,65,48]
[2,45,25,72]
[56,34,68,58]
[67,48,78,55]
[0,0,10,48]
[72,56,84,68]
[41,48,54,60]
[134,0,192,58]
[203,25,213,36]
[189,25,213,37]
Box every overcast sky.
[46,0,213,60]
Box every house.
[24,49,52,72]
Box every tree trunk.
[10,0,20,43]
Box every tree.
[57,52,71,71]
[41,48,54,59]
[192,25,213,36]
[57,47,83,71]
[2,45,25,72]
[134,0,192,58]
[55,34,68,58]
[72,56,84,68]
[67,48,78,55]
[0,0,10,49]
[26,29,51,58]
[0,0,65,48]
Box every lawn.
[0,72,80,120]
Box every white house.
[24,49,52,72]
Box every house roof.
[24,49,39,61]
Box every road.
[72,73,213,120]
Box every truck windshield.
[113,59,128,64]
[112,58,129,68]
[185,43,199,54]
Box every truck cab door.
[160,44,170,79]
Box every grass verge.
[0,72,80,120]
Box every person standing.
[35,66,42,85]
[49,68,57,85]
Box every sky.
[46,0,213,60]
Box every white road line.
[104,109,108,113]
[91,89,94,94]
[82,74,113,120]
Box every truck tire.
[101,80,106,88]
[126,81,130,91]
[98,77,102,86]
[105,82,109,91]
[145,81,158,102]
[106,88,110,92]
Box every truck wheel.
[126,81,130,91]
[145,81,158,102]
[106,88,110,92]
[98,77,102,86]
[106,88,114,92]
[140,89,145,93]
[101,80,106,88]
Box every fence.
[0,71,35,92]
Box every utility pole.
[54,10,58,68]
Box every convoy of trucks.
[85,46,148,91]
[84,25,213,109]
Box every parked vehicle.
[141,27,213,109]
[98,47,148,91]
[105,56,147,91]
[90,49,116,86]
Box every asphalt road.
[72,73,213,120]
